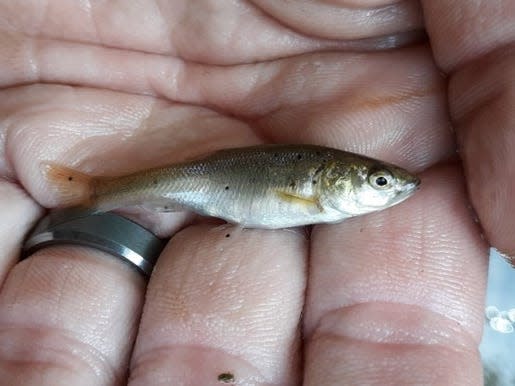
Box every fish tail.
[41,162,96,207]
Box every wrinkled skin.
[0,1,513,385]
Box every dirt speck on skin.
[218,372,235,383]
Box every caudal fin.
[41,162,95,207]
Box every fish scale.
[42,144,420,228]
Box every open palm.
[2,1,513,385]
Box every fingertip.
[131,224,307,385]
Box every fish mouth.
[392,175,421,204]
[401,173,421,193]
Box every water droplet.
[489,316,514,333]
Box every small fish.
[41,144,420,229]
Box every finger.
[3,46,453,175]
[0,180,41,284]
[449,49,515,258]
[304,165,488,385]
[250,0,423,39]
[0,246,146,385]
[422,1,515,257]
[322,0,404,7]
[422,0,515,72]
[0,0,421,72]
[0,89,196,385]
[2,28,429,108]
[129,225,306,385]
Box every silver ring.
[22,208,166,276]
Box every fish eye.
[375,176,388,186]
[368,170,393,189]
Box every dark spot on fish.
[273,153,279,158]
[68,176,73,181]
[225,233,230,238]
[313,163,325,178]
[315,151,321,156]
[312,180,317,185]
[164,206,169,210]
[153,179,158,185]
[289,181,296,188]
[218,372,235,383]
[297,154,302,160]
[225,186,230,190]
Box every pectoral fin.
[275,190,323,213]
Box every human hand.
[1,1,511,384]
